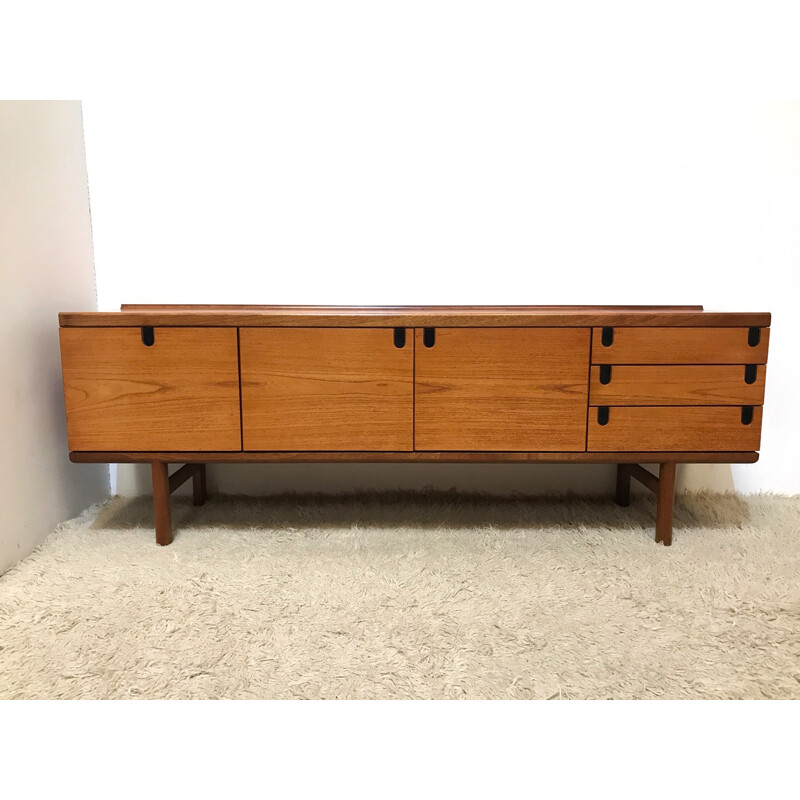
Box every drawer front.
[240,328,413,451]
[589,364,766,406]
[415,328,590,451]
[587,406,763,451]
[60,327,241,451]
[591,327,769,364]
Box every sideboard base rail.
[615,462,677,546]
[70,451,759,464]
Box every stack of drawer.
[587,326,769,451]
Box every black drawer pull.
[423,327,436,348]
[141,326,155,346]
[744,364,757,384]
[393,328,406,348]
[748,327,761,347]
[601,327,614,347]
[597,406,610,426]
[599,365,612,385]
[741,406,754,425]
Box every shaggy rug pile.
[1,491,798,700]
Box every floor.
[1,490,798,699]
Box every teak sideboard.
[58,305,771,547]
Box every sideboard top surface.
[59,305,772,327]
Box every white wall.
[0,101,109,574]
[78,43,800,498]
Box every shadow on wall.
[110,462,736,499]
[91,486,752,537]
[0,101,109,576]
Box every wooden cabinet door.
[240,328,413,451]
[60,327,241,451]
[414,328,590,451]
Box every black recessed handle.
[744,364,757,384]
[599,365,612,385]
[423,327,436,348]
[601,327,614,347]
[748,327,761,347]
[393,327,406,348]
[141,326,154,346]
[597,406,610,426]
[741,406,754,425]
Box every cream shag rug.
[1,491,799,700]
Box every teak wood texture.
[589,365,767,406]
[57,305,771,547]
[240,327,414,451]
[59,305,772,329]
[414,328,590,451]
[591,326,770,364]
[70,451,760,464]
[59,327,241,451]
[587,406,764,452]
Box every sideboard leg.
[193,463,207,506]
[615,464,631,507]
[151,461,173,546]
[655,461,676,546]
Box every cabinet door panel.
[240,328,413,451]
[60,327,241,451]
[415,328,590,451]
[587,406,763,451]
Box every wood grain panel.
[121,304,706,312]
[60,327,241,451]
[589,365,766,406]
[70,450,760,464]
[415,328,590,451]
[588,406,763,452]
[591,327,770,364]
[240,328,413,451]
[59,310,773,328]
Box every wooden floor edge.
[70,451,760,464]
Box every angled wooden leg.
[615,464,631,507]
[655,461,676,546]
[625,462,679,545]
[151,461,173,546]
[193,463,207,506]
